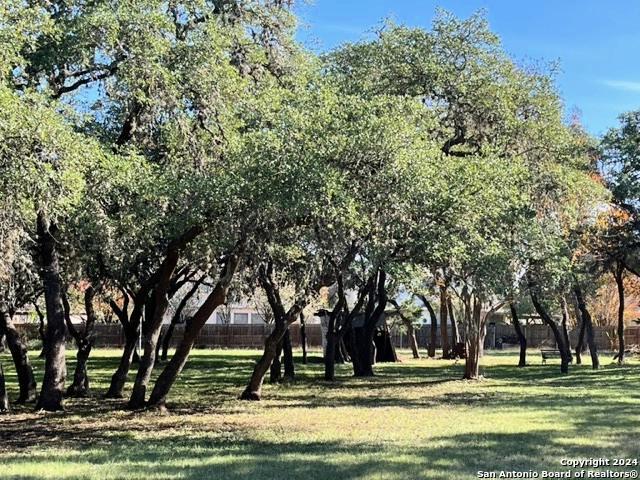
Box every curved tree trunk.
[106,335,136,398]
[128,255,180,409]
[530,291,570,374]
[239,262,307,401]
[448,297,460,345]
[240,314,302,400]
[105,287,145,398]
[509,303,527,368]
[419,296,438,358]
[240,330,281,400]
[0,311,36,403]
[160,275,204,362]
[146,252,241,409]
[128,226,203,409]
[614,263,625,364]
[67,343,91,397]
[239,249,356,401]
[160,324,175,362]
[574,286,599,369]
[36,211,67,412]
[66,287,97,397]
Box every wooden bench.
[541,349,562,364]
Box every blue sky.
[295,0,640,136]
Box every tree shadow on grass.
[1,349,639,480]
[3,428,639,480]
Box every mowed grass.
[0,347,638,480]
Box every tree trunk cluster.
[0,310,36,403]
[65,287,98,397]
[240,262,305,400]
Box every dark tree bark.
[509,303,527,367]
[282,328,294,380]
[614,262,625,364]
[389,298,419,359]
[128,226,202,409]
[240,262,305,401]
[336,336,351,363]
[106,289,142,398]
[241,328,284,400]
[352,325,375,376]
[323,282,346,381]
[418,295,438,358]
[448,297,460,345]
[0,311,36,403]
[159,325,174,362]
[338,334,351,363]
[574,286,599,369]
[324,274,363,380]
[440,286,450,358]
[65,287,97,397]
[107,335,137,398]
[146,249,241,409]
[161,276,204,361]
[270,338,283,383]
[529,291,570,374]
[333,335,346,364]
[324,326,337,381]
[574,298,586,365]
[374,320,398,362]
[35,211,67,411]
[560,296,573,364]
[0,363,8,412]
[115,100,144,146]
[128,261,178,408]
[300,312,308,364]
[351,270,387,377]
[34,302,47,359]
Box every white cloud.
[602,80,640,92]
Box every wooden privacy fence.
[10,322,640,350]
[12,322,324,349]
[161,324,324,349]
[392,324,640,351]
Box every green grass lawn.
[0,348,638,480]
